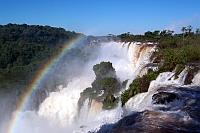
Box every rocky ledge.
[98,86,200,133]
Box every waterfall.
[1,41,159,133]
[88,100,103,118]
[36,41,155,130]
[78,99,90,123]
[38,77,93,127]
[192,70,200,85]
[124,66,196,113]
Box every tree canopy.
[0,23,84,91]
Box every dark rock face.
[100,86,200,133]
[108,94,115,103]
[139,78,151,92]
[78,61,121,112]
[103,94,116,103]
[93,61,117,79]
[152,92,180,104]
[184,67,200,85]
[109,110,200,133]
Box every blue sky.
[0,0,200,36]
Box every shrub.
[121,77,140,106]
[174,64,185,79]
[102,95,119,110]
[122,79,129,89]
[121,69,158,106]
[158,44,200,72]
[100,77,120,94]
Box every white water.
[38,77,92,127]
[88,100,103,118]
[124,67,189,113]
[1,41,159,133]
[192,70,200,85]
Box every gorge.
[0,38,200,133]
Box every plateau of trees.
[120,25,200,106]
[0,23,84,91]
[118,25,199,42]
[1,23,200,107]
[118,25,200,73]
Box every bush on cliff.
[121,69,158,106]
[100,77,120,94]
[158,45,200,72]
[93,61,117,79]
[102,94,119,110]
[78,61,121,111]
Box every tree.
[196,28,200,36]
[160,30,167,37]
[187,25,193,33]
[167,30,174,42]
[181,27,186,41]
[167,30,174,35]
[153,30,160,36]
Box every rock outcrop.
[102,86,200,133]
[78,61,121,113]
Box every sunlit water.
[1,41,199,133]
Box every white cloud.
[165,14,200,33]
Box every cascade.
[109,70,200,132]
[124,68,188,112]
[2,40,199,133]
[88,100,103,118]
[38,77,93,127]
[0,41,162,133]
[124,66,199,113]
[37,41,155,130]
[131,44,152,70]
[192,70,200,85]
[77,99,90,123]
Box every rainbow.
[6,34,85,133]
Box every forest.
[118,25,200,72]
[0,23,200,95]
[0,23,84,91]
[119,26,200,105]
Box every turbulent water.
[1,41,200,133]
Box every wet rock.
[93,61,117,79]
[78,61,121,112]
[101,86,200,133]
[109,110,200,133]
[108,94,115,103]
[139,78,150,92]
[152,92,180,104]
[184,67,200,85]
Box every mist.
[0,38,139,133]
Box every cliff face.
[107,86,200,133]
[78,61,121,113]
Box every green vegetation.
[0,23,84,91]
[121,79,128,89]
[1,23,200,108]
[175,64,185,79]
[93,61,116,79]
[156,44,200,72]
[121,77,140,106]
[78,62,121,110]
[121,70,158,106]
[102,96,119,110]
[120,25,200,106]
[100,77,120,94]
[117,30,171,42]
